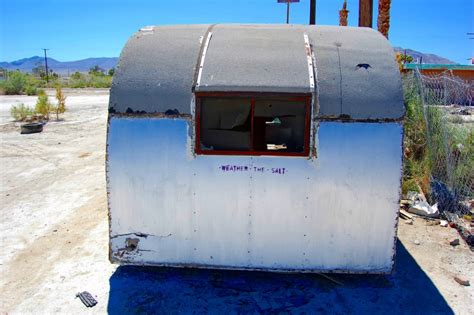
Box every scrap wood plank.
[399,209,414,220]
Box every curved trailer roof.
[109,24,404,120]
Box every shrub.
[89,74,112,88]
[402,74,431,196]
[70,71,83,80]
[35,90,51,119]
[3,71,27,95]
[10,103,34,121]
[53,85,67,120]
[25,85,38,95]
[69,72,87,88]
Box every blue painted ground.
[107,240,452,314]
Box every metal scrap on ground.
[76,291,98,308]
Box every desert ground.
[0,89,472,314]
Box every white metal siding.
[107,118,402,273]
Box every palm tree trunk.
[377,0,391,38]
[339,0,349,26]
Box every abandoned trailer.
[106,24,404,273]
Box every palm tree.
[339,0,349,26]
[377,0,391,38]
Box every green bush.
[447,125,474,197]
[53,85,67,120]
[35,91,51,119]
[402,73,474,200]
[89,74,112,88]
[0,70,113,92]
[68,72,112,88]
[10,103,34,121]
[25,85,38,95]
[402,76,431,195]
[3,71,27,95]
[69,72,87,88]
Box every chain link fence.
[404,69,473,215]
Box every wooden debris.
[454,276,470,286]
[449,239,460,247]
[399,209,414,220]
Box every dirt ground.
[0,89,472,314]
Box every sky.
[0,0,473,64]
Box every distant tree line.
[0,64,116,95]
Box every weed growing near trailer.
[402,73,474,207]
[10,103,35,121]
[53,85,67,120]
[10,87,68,122]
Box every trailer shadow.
[107,240,453,314]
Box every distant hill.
[394,47,455,64]
[0,56,118,75]
[0,48,456,75]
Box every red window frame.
[195,92,312,157]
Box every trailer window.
[196,94,310,156]
[199,98,251,151]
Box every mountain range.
[0,56,118,74]
[0,48,456,74]
[393,47,455,64]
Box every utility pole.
[286,0,290,24]
[42,48,49,83]
[359,0,373,27]
[309,0,316,25]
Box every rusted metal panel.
[107,118,403,273]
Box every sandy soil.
[0,90,472,314]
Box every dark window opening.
[199,98,251,151]
[196,93,311,156]
[253,99,306,153]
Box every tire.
[21,122,44,134]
